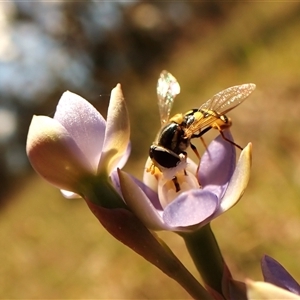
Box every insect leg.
[172,176,180,192]
[191,126,212,152]
[190,142,201,160]
[191,126,212,138]
[220,130,243,150]
[200,136,208,151]
[213,123,243,150]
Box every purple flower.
[261,255,300,295]
[246,255,300,299]
[26,84,130,197]
[246,279,300,300]
[118,130,252,232]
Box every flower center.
[158,170,201,208]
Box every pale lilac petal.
[186,157,198,176]
[158,170,200,209]
[217,142,252,214]
[98,84,130,174]
[27,115,93,193]
[61,190,81,199]
[262,255,300,295]
[110,169,122,195]
[118,170,170,231]
[246,280,300,300]
[143,157,160,192]
[163,190,218,227]
[131,176,163,211]
[199,130,236,198]
[143,157,198,193]
[112,142,131,171]
[54,91,106,173]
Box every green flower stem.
[180,223,227,296]
[80,173,128,209]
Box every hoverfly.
[148,70,256,191]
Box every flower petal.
[131,175,163,211]
[246,280,300,300]
[163,190,218,228]
[112,142,131,171]
[54,91,106,173]
[26,115,93,192]
[261,255,300,295]
[110,169,123,196]
[98,84,130,174]
[143,157,160,192]
[217,142,252,214]
[118,169,169,231]
[60,190,81,199]
[157,170,200,209]
[143,156,198,193]
[199,130,236,198]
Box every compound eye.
[149,146,156,159]
[149,146,180,169]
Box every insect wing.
[185,83,256,136]
[156,70,180,125]
[199,83,256,115]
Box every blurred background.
[1,1,300,299]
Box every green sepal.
[79,172,127,209]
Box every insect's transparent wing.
[199,83,256,115]
[184,83,256,137]
[157,70,180,125]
